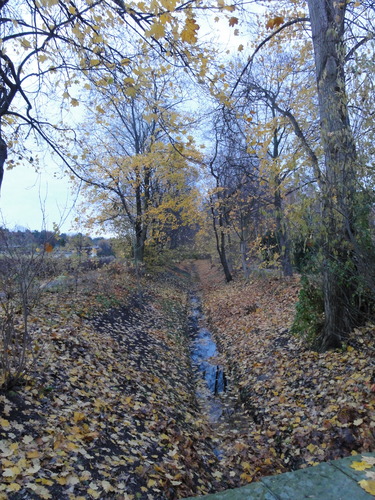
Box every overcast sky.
[0,162,80,234]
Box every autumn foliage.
[196,260,374,483]
[0,259,373,498]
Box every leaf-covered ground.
[0,264,223,499]
[194,260,375,484]
[1,260,374,499]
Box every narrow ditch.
[187,283,255,466]
[188,292,232,463]
[188,293,228,421]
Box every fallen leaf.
[358,479,375,495]
[351,461,373,471]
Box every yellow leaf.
[358,480,375,495]
[101,480,113,492]
[238,44,244,52]
[240,472,253,482]
[74,412,86,423]
[160,12,172,24]
[21,39,31,49]
[7,483,21,492]
[351,461,373,471]
[147,479,157,487]
[0,418,10,428]
[26,451,39,459]
[181,18,200,44]
[3,466,20,478]
[125,87,137,97]
[241,461,252,471]
[89,59,100,67]
[92,34,103,44]
[353,418,363,426]
[68,5,76,14]
[87,488,101,499]
[71,99,79,107]
[306,443,316,453]
[146,22,165,40]
[123,77,135,85]
[38,478,53,486]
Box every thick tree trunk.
[218,227,233,282]
[307,0,359,349]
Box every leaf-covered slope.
[0,265,220,499]
[196,260,375,482]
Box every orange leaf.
[44,243,53,253]
[229,17,238,27]
[266,16,284,30]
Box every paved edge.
[182,453,375,500]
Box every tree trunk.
[218,226,233,282]
[274,177,293,277]
[307,0,360,349]
[134,180,145,263]
[240,239,250,279]
[210,199,232,282]
[0,136,6,191]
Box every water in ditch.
[189,294,227,424]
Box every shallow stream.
[189,294,227,424]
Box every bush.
[290,275,324,345]
[0,232,46,390]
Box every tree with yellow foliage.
[73,63,202,261]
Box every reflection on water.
[189,295,227,423]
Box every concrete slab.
[260,461,370,500]
[183,454,375,500]
[330,453,375,482]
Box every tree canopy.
[2,0,375,349]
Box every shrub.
[0,231,46,389]
[290,274,324,345]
